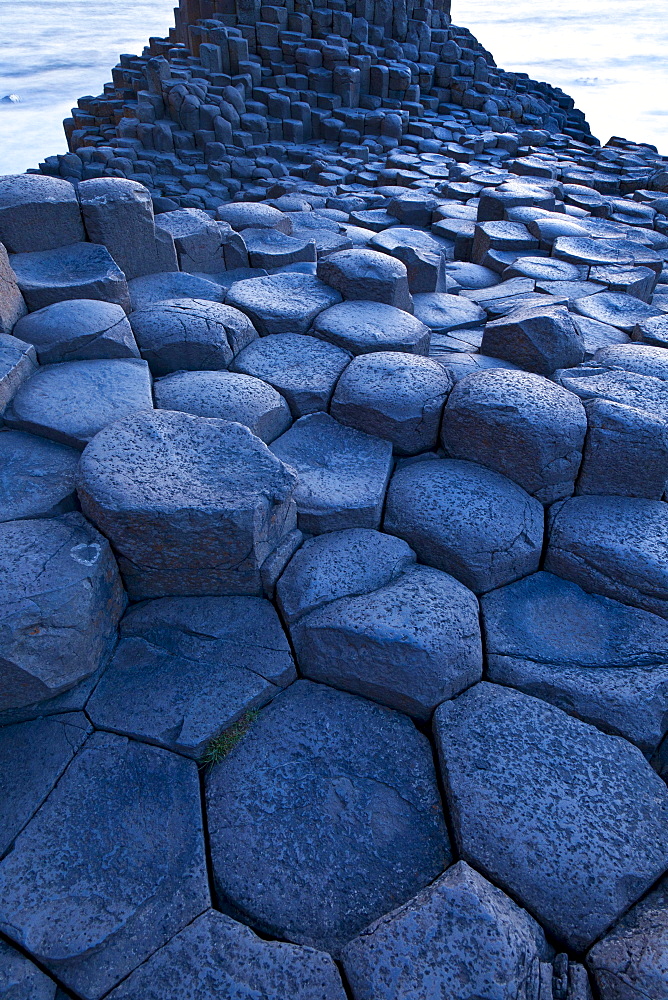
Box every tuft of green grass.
[199,709,259,769]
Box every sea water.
[0,0,667,175]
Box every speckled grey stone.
[0,333,37,411]
[0,512,125,711]
[413,292,486,333]
[225,273,341,335]
[154,369,291,442]
[0,937,57,1000]
[77,409,297,599]
[434,682,668,951]
[0,430,79,521]
[270,412,393,533]
[13,299,139,364]
[342,861,550,1000]
[87,596,295,757]
[291,563,482,719]
[442,369,586,503]
[573,292,663,333]
[106,909,347,1000]
[0,175,84,254]
[593,343,668,381]
[481,571,668,751]
[313,300,431,355]
[317,249,412,311]
[577,399,668,499]
[545,496,668,619]
[0,732,209,1000]
[205,680,450,956]
[331,352,453,455]
[3,358,153,449]
[0,242,26,337]
[587,874,668,1000]
[276,528,415,625]
[0,712,91,857]
[384,459,543,594]
[128,271,225,310]
[555,366,668,419]
[231,333,350,417]
[481,303,585,375]
[9,243,130,313]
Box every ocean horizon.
[0,0,666,175]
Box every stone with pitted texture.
[225,273,341,335]
[313,300,430,355]
[9,242,130,313]
[0,241,26,336]
[0,430,80,522]
[13,299,139,363]
[0,938,58,1000]
[0,175,84,254]
[317,249,412,311]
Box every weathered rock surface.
[0,242,26,336]
[313,300,431,355]
[225,272,341,334]
[9,242,130,312]
[0,732,209,1000]
[481,303,585,374]
[106,909,347,1000]
[384,458,544,593]
[0,333,37,410]
[318,249,412,311]
[0,175,84,254]
[0,513,125,711]
[271,412,393,533]
[206,680,450,956]
[546,496,668,619]
[0,937,58,1000]
[0,430,79,521]
[441,369,587,503]
[481,571,668,751]
[77,410,297,599]
[13,298,139,363]
[128,270,225,310]
[434,682,668,951]
[342,861,550,1000]
[87,596,295,757]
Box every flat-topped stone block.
[9,242,130,313]
[13,298,139,363]
[317,249,412,311]
[313,300,430,355]
[0,175,84,254]
[225,272,341,335]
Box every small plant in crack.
[199,710,260,769]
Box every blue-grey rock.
[9,243,130,313]
[313,300,430,355]
[3,358,153,449]
[434,682,668,951]
[441,369,587,503]
[481,571,668,752]
[481,303,585,375]
[77,409,297,599]
[0,512,125,711]
[572,315,631,358]
[443,261,501,289]
[0,712,91,857]
[593,343,668,381]
[0,241,27,336]
[217,202,292,233]
[242,227,317,268]
[0,175,84,254]
[291,563,482,719]
[129,298,257,375]
[271,412,393,533]
[384,459,544,594]
[413,292,486,333]
[0,333,37,410]
[231,333,350,417]
[504,256,585,283]
[587,874,668,1000]
[634,312,668,348]
[0,937,57,1000]
[317,249,412,311]
[341,861,550,1000]
[0,430,79,521]
[546,496,668,619]
[128,271,225,310]
[577,399,668,499]
[154,208,244,273]
[0,732,209,1000]
[225,272,341,335]
[205,680,450,956]
[573,292,664,333]
[153,369,291,442]
[0,665,104,728]
[555,365,668,418]
[331,351,453,455]
[12,299,139,363]
[87,595,295,757]
[106,909,347,1000]
[276,528,415,624]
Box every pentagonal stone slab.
[556,366,668,419]
[242,227,316,268]
[313,300,430,355]
[225,273,341,335]
[0,175,84,254]
[0,937,58,1000]
[341,861,550,1000]
[505,256,585,283]
[291,563,482,719]
[434,682,668,951]
[0,333,37,410]
[587,874,668,1000]
[481,572,668,752]
[384,459,543,594]
[129,298,257,375]
[205,680,450,956]
[9,243,130,312]
[331,352,453,455]
[128,271,225,310]
[87,596,296,758]
[0,513,125,711]
[317,249,412,311]
[231,333,350,417]
[552,237,637,269]
[154,370,291,442]
[481,303,585,375]
[545,496,668,619]
[106,909,347,1000]
[3,358,153,449]
[441,369,587,503]
[276,528,416,625]
[13,299,139,364]
[0,713,91,857]
[0,430,79,521]
[0,732,209,1000]
[77,410,297,599]
[271,412,393,533]
[413,292,486,333]
[573,292,663,333]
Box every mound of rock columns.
[2,0,668,996]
